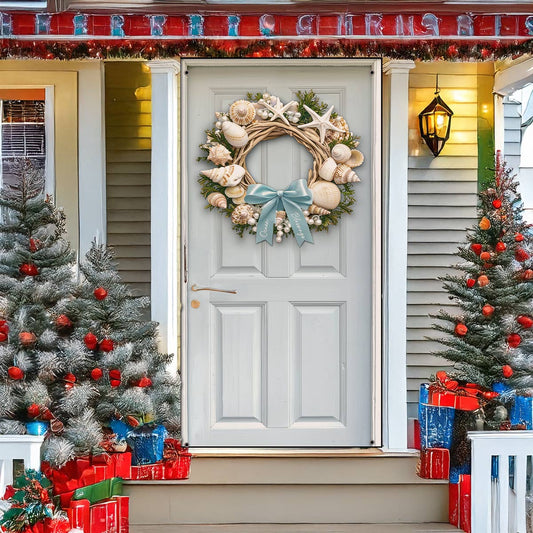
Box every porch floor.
[131,524,458,532]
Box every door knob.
[190,284,237,294]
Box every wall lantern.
[418,75,453,157]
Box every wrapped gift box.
[129,463,164,480]
[449,474,471,533]
[418,448,450,480]
[510,395,533,429]
[67,496,129,533]
[419,403,455,450]
[126,425,167,466]
[92,452,132,479]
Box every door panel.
[185,61,379,447]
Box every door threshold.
[188,447,419,458]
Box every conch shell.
[229,100,256,126]
[201,164,245,187]
[318,157,337,181]
[309,181,341,211]
[331,143,352,164]
[333,164,360,185]
[308,204,331,215]
[222,121,249,148]
[207,144,232,166]
[346,149,364,168]
[207,192,227,209]
[231,204,254,224]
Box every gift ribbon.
[244,178,313,246]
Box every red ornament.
[436,370,448,382]
[515,248,530,262]
[477,275,489,287]
[64,373,76,389]
[19,263,39,276]
[136,377,152,388]
[19,331,36,347]
[109,369,121,387]
[8,366,24,380]
[482,391,500,400]
[482,304,495,317]
[55,314,73,330]
[523,269,533,280]
[492,199,502,209]
[0,321,9,335]
[517,315,533,329]
[40,407,53,421]
[0,332,7,342]
[99,338,114,352]
[495,242,507,253]
[466,278,476,288]
[126,415,140,427]
[480,251,491,261]
[515,233,524,242]
[507,333,522,348]
[84,332,98,350]
[502,365,514,378]
[447,44,458,57]
[470,244,482,256]
[444,380,459,390]
[455,323,468,336]
[27,403,40,418]
[91,368,103,381]
[94,287,108,301]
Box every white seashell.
[201,164,245,187]
[222,121,249,148]
[231,204,254,224]
[318,157,337,181]
[346,149,364,168]
[207,144,233,166]
[229,100,256,126]
[225,185,246,198]
[232,195,246,205]
[309,181,341,211]
[333,164,360,185]
[308,204,331,215]
[331,143,352,163]
[207,192,227,209]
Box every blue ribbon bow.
[244,178,314,246]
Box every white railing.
[470,430,533,533]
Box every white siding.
[406,62,483,417]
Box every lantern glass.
[418,92,453,157]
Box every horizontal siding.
[406,61,483,418]
[105,61,151,299]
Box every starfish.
[259,99,297,126]
[297,105,345,144]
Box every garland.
[1,38,532,61]
[198,91,362,244]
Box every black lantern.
[418,75,453,157]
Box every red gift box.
[114,495,129,533]
[130,464,164,480]
[90,500,117,533]
[92,452,132,479]
[430,389,480,411]
[418,448,450,479]
[67,499,90,533]
[449,474,471,533]
[164,452,192,480]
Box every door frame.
[180,58,382,448]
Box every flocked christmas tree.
[432,152,533,393]
[0,160,103,465]
[66,241,181,437]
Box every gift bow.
[244,179,314,246]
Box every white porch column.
[382,59,415,450]
[147,59,180,366]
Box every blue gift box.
[510,395,533,429]
[25,420,48,435]
[110,418,132,441]
[419,403,455,450]
[126,424,168,465]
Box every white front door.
[183,59,381,447]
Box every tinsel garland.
[1,37,532,61]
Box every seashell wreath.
[198,91,364,243]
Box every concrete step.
[132,524,459,532]
[124,452,450,525]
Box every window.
[0,89,51,194]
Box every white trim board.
[180,57,384,449]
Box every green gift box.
[72,477,123,505]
